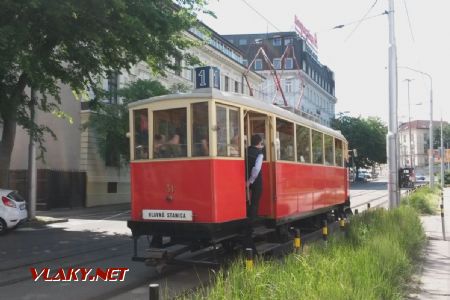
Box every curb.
[24,216,69,228]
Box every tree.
[0,0,210,186]
[433,122,450,149]
[331,116,388,171]
[88,79,169,165]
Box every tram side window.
[312,130,324,164]
[153,108,187,158]
[276,118,295,161]
[216,105,241,157]
[324,134,334,165]
[133,109,149,160]
[296,124,311,163]
[229,109,241,157]
[216,106,227,156]
[192,102,209,157]
[335,139,344,167]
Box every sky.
[199,0,450,125]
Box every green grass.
[401,186,440,214]
[183,207,426,300]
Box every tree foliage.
[331,116,388,169]
[88,79,169,166]
[433,122,450,149]
[0,0,210,185]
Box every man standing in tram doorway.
[246,134,264,223]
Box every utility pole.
[398,67,433,189]
[404,79,414,168]
[441,118,444,187]
[387,0,399,208]
[27,88,37,219]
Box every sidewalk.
[25,203,131,227]
[413,187,450,299]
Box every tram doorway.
[244,111,274,218]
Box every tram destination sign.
[142,209,193,221]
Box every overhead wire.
[399,0,429,112]
[239,0,283,33]
[330,10,388,31]
[344,0,379,42]
[402,0,415,43]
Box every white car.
[0,189,28,234]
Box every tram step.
[252,226,276,237]
[146,244,190,259]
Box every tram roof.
[129,88,346,141]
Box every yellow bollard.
[245,248,254,270]
[294,229,301,253]
[322,220,328,241]
[339,218,345,231]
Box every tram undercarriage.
[128,202,350,268]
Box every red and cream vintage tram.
[128,85,350,258]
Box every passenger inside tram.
[153,134,167,158]
[165,128,182,157]
[230,131,240,157]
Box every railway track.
[0,239,131,287]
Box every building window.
[107,182,117,194]
[255,38,262,44]
[302,60,306,71]
[273,37,282,46]
[239,38,247,45]
[255,59,263,70]
[276,118,295,161]
[234,81,239,93]
[174,57,182,76]
[284,38,293,45]
[285,58,293,69]
[273,58,281,70]
[225,76,229,91]
[153,108,187,158]
[296,125,311,163]
[192,102,209,157]
[242,59,248,67]
[285,79,292,93]
[107,72,119,104]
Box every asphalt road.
[0,179,395,299]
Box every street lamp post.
[404,79,414,168]
[399,66,433,188]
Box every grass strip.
[401,186,440,214]
[183,207,425,300]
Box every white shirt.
[248,153,263,184]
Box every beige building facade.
[398,120,445,170]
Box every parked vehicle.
[416,174,426,181]
[0,189,28,234]
[356,169,371,182]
